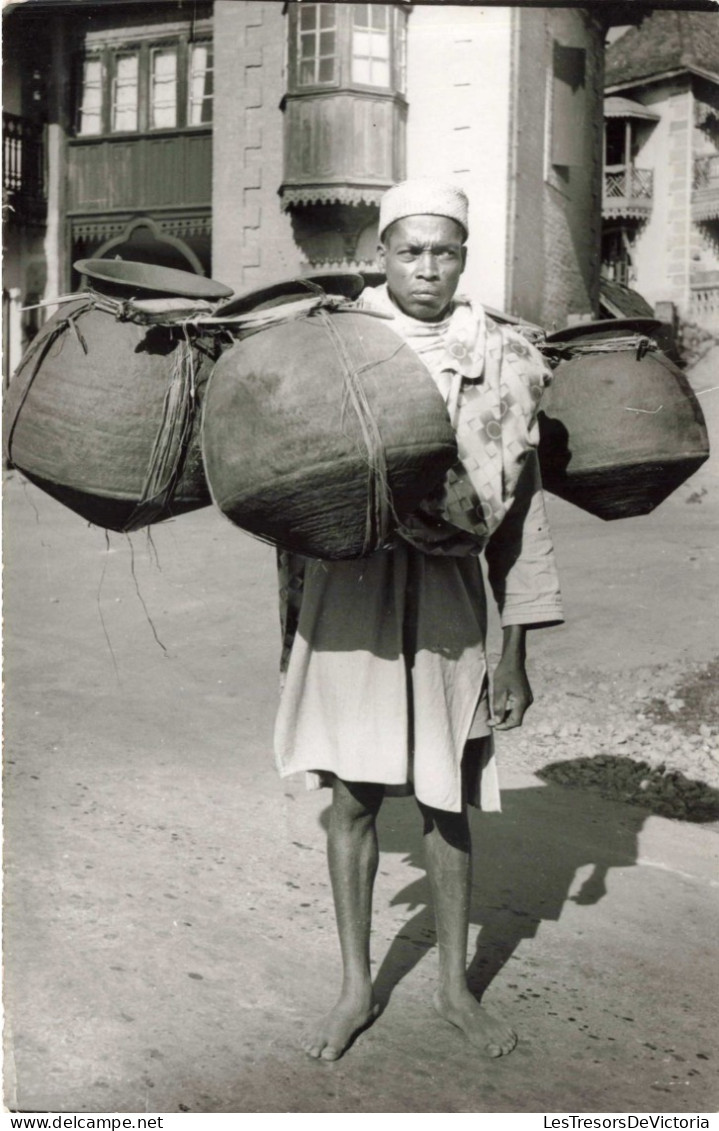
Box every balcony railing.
[3,112,47,226]
[602,164,653,220]
[692,153,719,223]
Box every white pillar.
[7,287,24,379]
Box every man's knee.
[417,800,470,852]
[331,776,384,828]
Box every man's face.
[377,215,467,322]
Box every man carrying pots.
[275,179,563,1061]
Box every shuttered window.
[550,42,586,168]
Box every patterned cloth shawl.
[358,284,553,554]
[277,285,554,673]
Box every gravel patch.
[495,656,719,823]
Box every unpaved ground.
[3,350,718,1113]
[491,348,719,818]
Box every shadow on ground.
[319,779,649,1011]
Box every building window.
[351,4,390,88]
[394,7,407,95]
[188,42,213,125]
[288,2,405,93]
[150,47,178,130]
[298,3,338,87]
[111,52,139,133]
[78,56,103,136]
[75,36,213,136]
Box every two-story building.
[601,9,719,329]
[4,0,639,378]
[3,0,215,380]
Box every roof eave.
[606,64,719,94]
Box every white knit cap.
[379,178,469,240]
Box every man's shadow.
[320,779,648,1009]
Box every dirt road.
[3,352,718,1113]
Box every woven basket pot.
[3,298,216,532]
[201,308,458,559]
[537,321,710,520]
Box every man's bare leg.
[303,777,383,1061]
[420,803,517,1057]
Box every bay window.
[281,3,407,217]
[287,3,406,93]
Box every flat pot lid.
[74,259,233,300]
[545,318,664,344]
[215,272,365,318]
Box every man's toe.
[320,1045,341,1061]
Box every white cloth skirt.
[274,542,500,813]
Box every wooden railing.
[3,112,46,225]
[604,164,653,202]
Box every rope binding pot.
[536,319,710,519]
[200,294,459,560]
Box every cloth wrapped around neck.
[359,284,553,555]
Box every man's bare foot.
[433,988,517,1057]
[302,989,380,1062]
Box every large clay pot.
[3,259,233,532]
[537,320,710,519]
[201,306,459,559]
[3,297,221,532]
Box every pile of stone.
[495,658,719,823]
